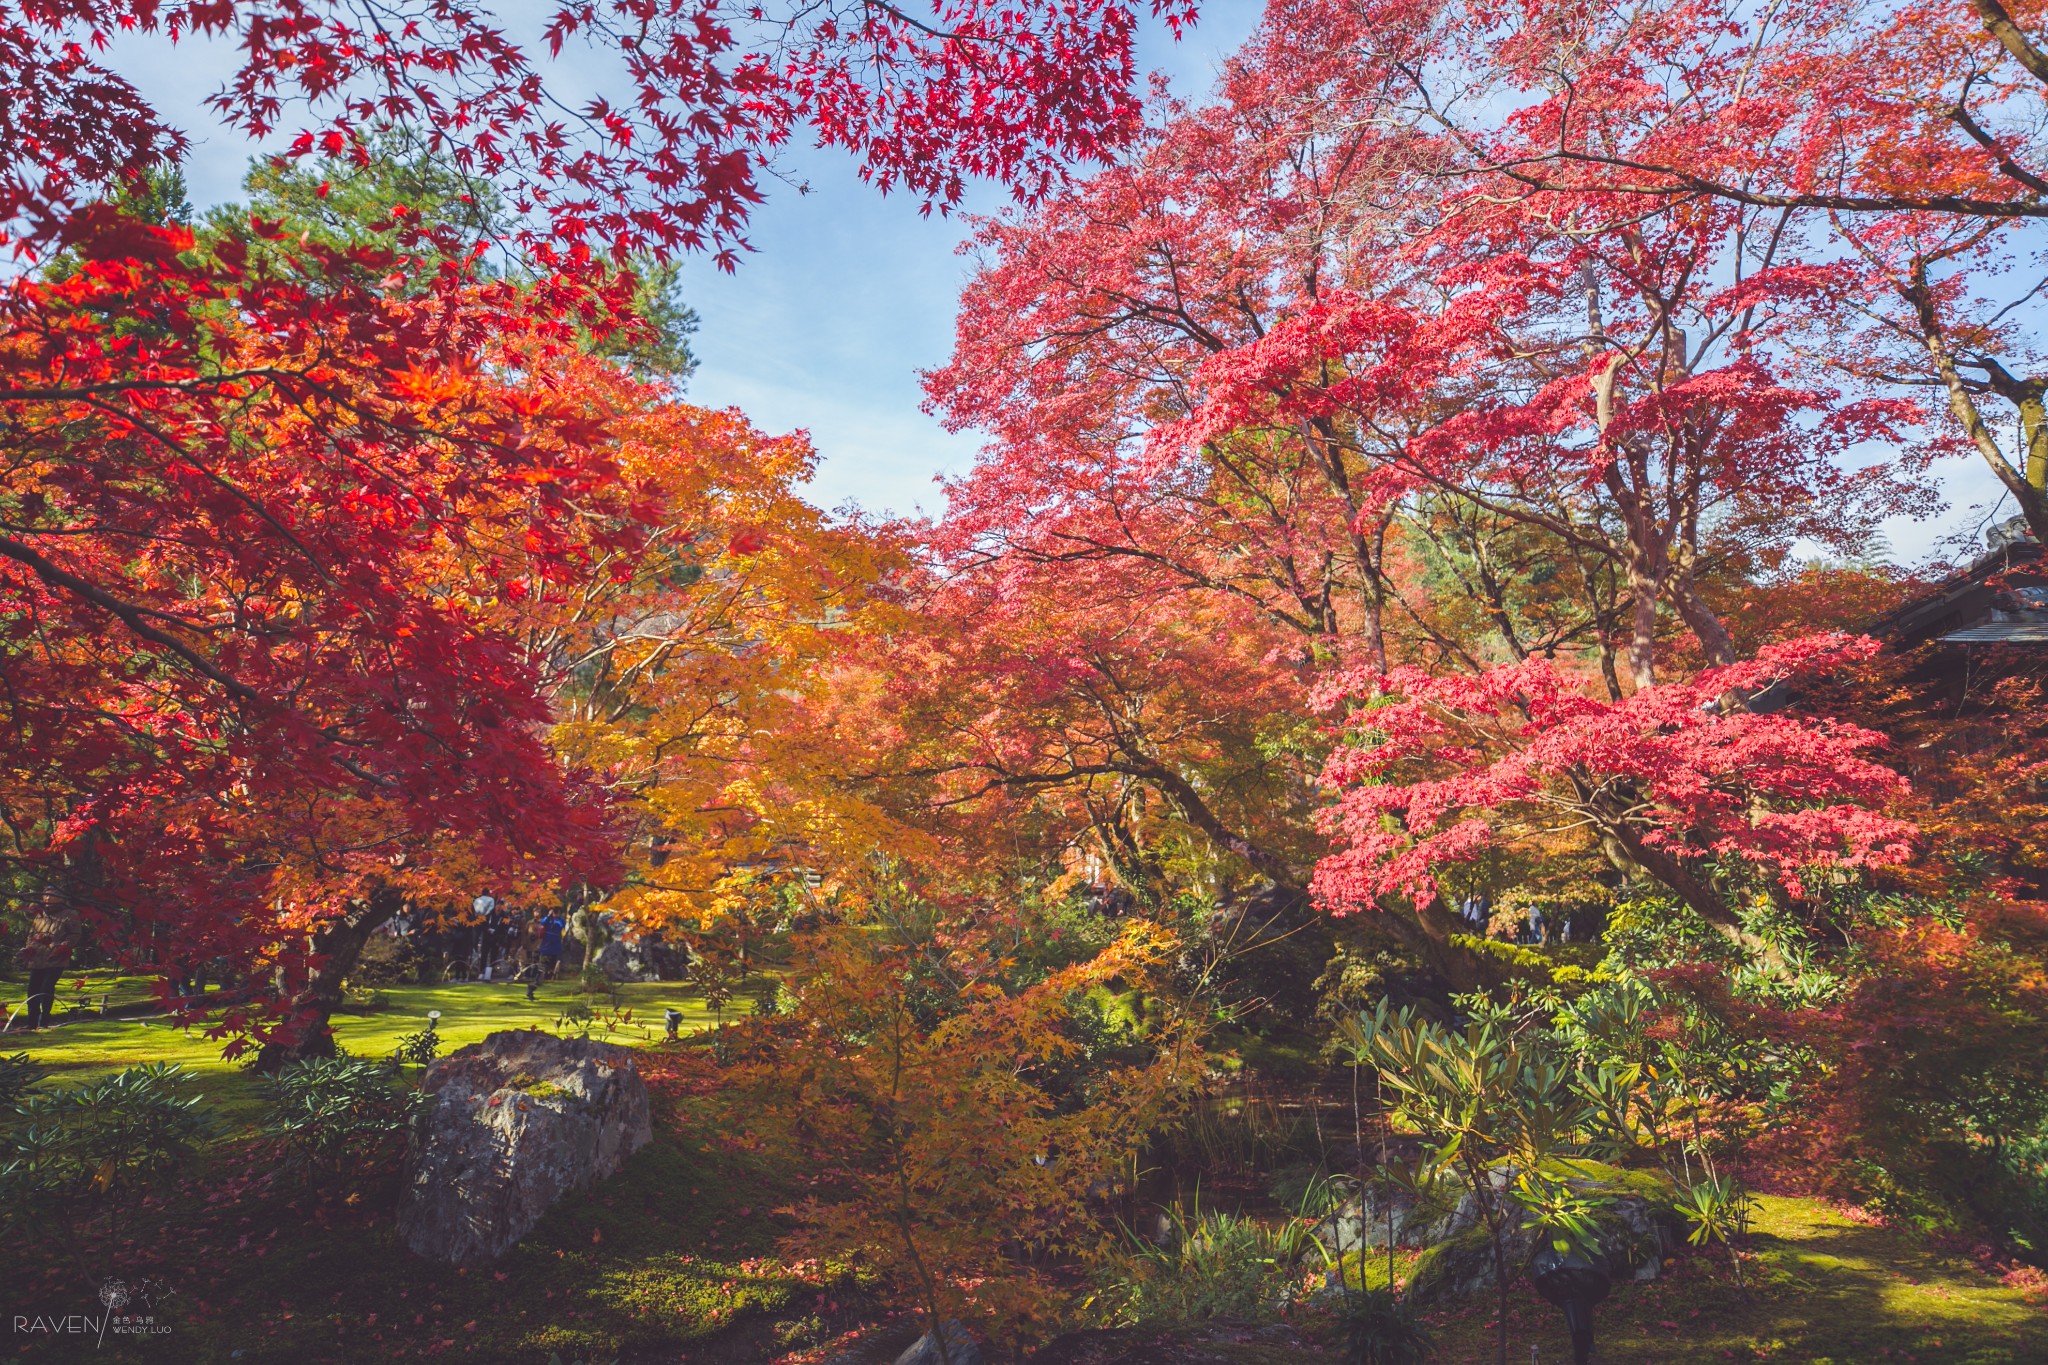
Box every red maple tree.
[2,0,1198,265]
[928,0,1934,940]
[0,0,1198,1054]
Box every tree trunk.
[1625,566,1660,690]
[1373,898,1489,994]
[255,886,404,1071]
[1911,276,2048,547]
[1488,1207,1512,1365]
[1599,821,1768,951]
[1671,573,1737,670]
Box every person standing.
[537,909,565,980]
[17,887,82,1030]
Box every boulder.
[895,1321,983,1365]
[396,1029,653,1264]
[1314,1182,1448,1252]
[1400,1162,1684,1305]
[592,938,656,982]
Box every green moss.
[1406,1222,1499,1302]
[1419,1194,2048,1363]
[503,1071,568,1097]
[1544,1157,1681,1208]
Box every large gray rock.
[396,1029,652,1264]
[894,1322,982,1365]
[592,938,655,982]
[1315,1182,1449,1252]
[1400,1164,1683,1305]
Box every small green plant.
[262,1056,429,1188]
[1337,1286,1433,1365]
[391,1025,440,1066]
[772,1314,828,1348]
[557,999,596,1037]
[1675,1170,1757,1290]
[391,1011,441,1066]
[1091,1201,1322,1328]
[694,957,743,1026]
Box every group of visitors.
[10,879,659,1031]
[1458,894,1606,946]
[384,893,568,993]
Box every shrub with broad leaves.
[0,1062,212,1238]
[261,1056,429,1189]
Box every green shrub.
[772,1314,827,1349]
[0,1050,46,1107]
[557,999,597,1037]
[0,1062,212,1235]
[1973,1125,2048,1263]
[262,1056,428,1187]
[391,1024,440,1066]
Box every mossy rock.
[1407,1222,1517,1304]
[1403,1162,1685,1306]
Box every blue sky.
[109,3,2002,562]
[116,6,1264,522]
[630,6,1266,520]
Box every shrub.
[262,1056,428,1188]
[0,1051,46,1107]
[1337,1287,1433,1365]
[0,1062,212,1238]
[557,999,596,1036]
[772,1315,827,1349]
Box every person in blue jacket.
[537,910,566,979]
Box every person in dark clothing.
[18,887,82,1030]
[537,911,565,979]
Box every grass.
[1,977,743,1116]
[1418,1194,2048,1363]
[0,969,160,1021]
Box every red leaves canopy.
[925,0,1947,928]
[0,207,637,1031]
[1311,636,1916,919]
[1,0,1199,264]
[0,0,1203,1041]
